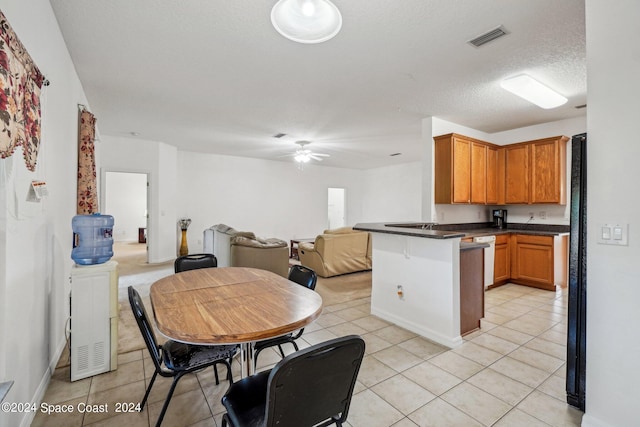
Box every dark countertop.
[354,223,466,239]
[460,242,490,251]
[354,222,570,240]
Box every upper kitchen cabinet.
[531,136,568,204]
[486,145,499,204]
[504,136,569,204]
[504,143,530,204]
[434,133,498,204]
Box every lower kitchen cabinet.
[460,245,484,335]
[510,234,568,291]
[493,234,511,285]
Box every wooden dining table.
[149,266,323,377]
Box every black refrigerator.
[566,133,587,410]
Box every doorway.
[103,171,149,264]
[327,187,345,229]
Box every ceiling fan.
[291,140,330,164]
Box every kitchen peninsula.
[354,222,569,348]
[354,222,476,348]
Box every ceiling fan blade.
[310,152,330,157]
[309,154,325,161]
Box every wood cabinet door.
[470,141,487,204]
[460,248,484,335]
[505,144,530,204]
[511,234,555,290]
[531,137,567,204]
[452,136,471,203]
[486,145,499,204]
[493,234,510,284]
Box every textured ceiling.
[49,0,586,169]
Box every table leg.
[239,342,255,378]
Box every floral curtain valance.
[0,9,45,171]
[77,109,98,214]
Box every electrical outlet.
[539,211,547,220]
[528,212,535,220]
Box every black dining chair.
[173,252,231,383]
[252,264,318,367]
[221,335,365,427]
[128,286,238,427]
[174,253,217,273]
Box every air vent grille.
[273,133,287,138]
[575,104,587,109]
[468,26,508,47]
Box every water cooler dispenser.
[70,214,119,381]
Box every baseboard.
[18,334,66,427]
[580,413,612,427]
[370,307,463,349]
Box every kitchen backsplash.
[433,204,570,226]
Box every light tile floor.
[33,283,583,426]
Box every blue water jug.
[71,214,114,265]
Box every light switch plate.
[597,223,629,246]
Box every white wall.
[104,172,147,242]
[176,151,365,252]
[583,1,640,426]
[100,136,177,263]
[0,1,90,426]
[361,162,423,223]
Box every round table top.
[150,267,323,344]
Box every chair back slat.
[174,253,217,273]
[288,264,317,290]
[265,335,365,427]
[128,286,163,370]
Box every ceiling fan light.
[271,0,342,44]
[500,74,567,109]
[294,153,310,163]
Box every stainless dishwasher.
[472,235,496,288]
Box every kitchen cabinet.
[504,136,568,204]
[530,137,567,203]
[486,145,499,204]
[510,234,568,291]
[504,144,530,204]
[493,234,510,285]
[460,245,484,335]
[434,133,497,204]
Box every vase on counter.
[178,218,191,256]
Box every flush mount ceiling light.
[271,0,342,44]
[500,74,568,109]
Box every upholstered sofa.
[203,224,289,277]
[298,227,372,278]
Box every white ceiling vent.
[468,26,509,47]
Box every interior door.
[327,188,345,230]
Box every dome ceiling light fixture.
[271,0,343,44]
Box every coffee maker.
[492,209,507,229]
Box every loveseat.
[298,227,372,278]
[203,224,289,277]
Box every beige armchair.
[203,224,289,277]
[230,235,289,278]
[298,227,372,278]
